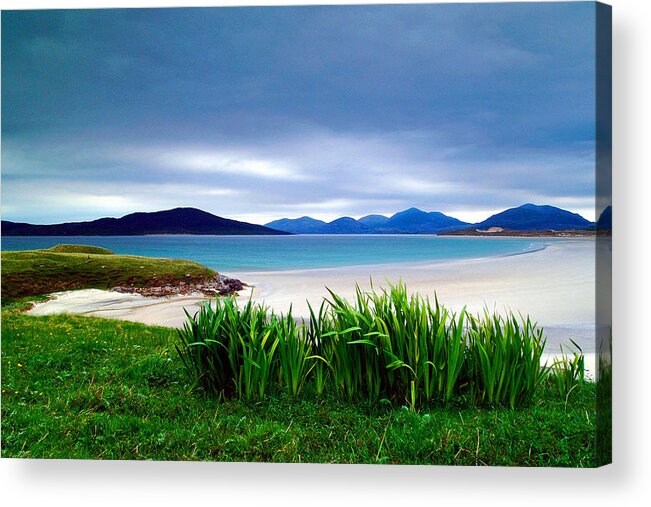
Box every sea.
[1,235,546,272]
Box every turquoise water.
[1,235,545,272]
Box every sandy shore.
[27,288,252,328]
[28,239,600,373]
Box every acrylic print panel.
[0,2,612,466]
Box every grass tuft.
[177,282,582,409]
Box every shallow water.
[1,235,545,271]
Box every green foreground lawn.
[1,310,597,465]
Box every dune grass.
[1,309,597,465]
[177,283,583,410]
[1,246,216,303]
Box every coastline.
[228,239,595,325]
[220,238,551,277]
[26,238,599,373]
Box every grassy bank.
[0,246,598,465]
[1,245,216,303]
[1,309,597,465]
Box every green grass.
[178,283,579,409]
[44,244,116,255]
[1,309,598,465]
[1,246,216,303]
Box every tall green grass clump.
[308,284,546,409]
[546,340,586,400]
[176,298,314,401]
[176,282,584,409]
[307,284,467,407]
[465,311,547,407]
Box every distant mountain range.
[1,203,600,237]
[266,204,594,234]
[266,207,470,234]
[1,207,288,236]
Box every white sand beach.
[28,238,601,373]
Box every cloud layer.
[1,3,597,224]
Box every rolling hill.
[265,216,327,234]
[472,204,594,231]
[2,207,290,236]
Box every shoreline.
[222,238,557,277]
[25,239,599,374]
[227,240,596,324]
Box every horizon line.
[1,202,603,227]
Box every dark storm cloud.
[1,3,597,224]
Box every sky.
[1,2,598,225]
